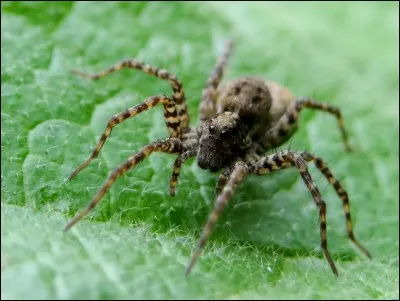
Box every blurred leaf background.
[1,1,399,299]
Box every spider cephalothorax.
[197,112,251,172]
[63,39,371,277]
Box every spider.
[63,39,371,277]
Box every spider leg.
[185,161,248,276]
[68,95,181,180]
[169,149,197,196]
[199,39,234,124]
[300,151,372,258]
[215,167,233,196]
[64,138,185,232]
[72,59,190,132]
[261,97,352,152]
[252,150,338,276]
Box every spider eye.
[209,125,216,134]
[220,128,231,137]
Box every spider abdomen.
[216,77,294,142]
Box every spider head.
[197,111,250,172]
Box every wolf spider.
[64,40,371,276]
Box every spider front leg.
[199,39,234,124]
[169,149,197,196]
[252,150,339,276]
[261,97,352,152]
[215,167,233,195]
[300,151,372,258]
[64,138,185,232]
[68,95,181,180]
[72,58,190,131]
[186,162,248,276]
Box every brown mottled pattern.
[66,39,370,278]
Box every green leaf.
[1,1,398,299]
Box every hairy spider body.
[64,40,371,277]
